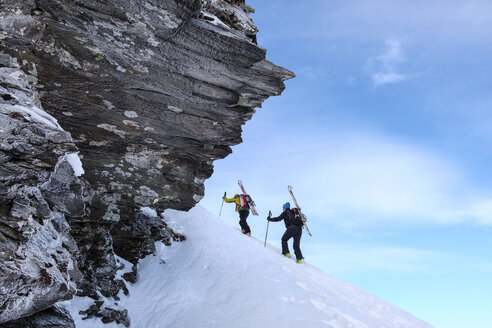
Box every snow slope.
[63,205,433,328]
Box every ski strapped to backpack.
[238,180,258,215]
[287,185,312,236]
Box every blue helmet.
[283,202,290,209]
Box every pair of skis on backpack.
[238,180,312,236]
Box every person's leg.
[293,227,303,260]
[281,226,295,255]
[239,210,251,234]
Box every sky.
[200,1,492,328]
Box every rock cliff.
[0,0,293,326]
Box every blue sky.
[200,1,492,327]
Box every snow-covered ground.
[62,205,433,328]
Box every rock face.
[0,52,83,323]
[0,0,293,325]
[0,305,75,328]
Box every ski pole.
[264,211,271,247]
[218,192,226,218]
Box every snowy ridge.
[64,205,432,328]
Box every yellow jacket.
[223,194,249,212]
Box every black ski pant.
[239,210,251,234]
[281,225,303,260]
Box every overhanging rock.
[0,0,294,324]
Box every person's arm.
[268,211,286,222]
[223,195,236,203]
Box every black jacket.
[268,209,303,228]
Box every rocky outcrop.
[0,53,83,323]
[0,305,75,328]
[0,0,293,325]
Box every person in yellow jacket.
[223,193,251,236]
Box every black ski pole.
[264,211,271,247]
[219,192,226,218]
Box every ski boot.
[296,259,303,264]
[284,253,291,258]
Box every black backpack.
[285,208,303,227]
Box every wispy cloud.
[371,71,407,86]
[203,129,492,227]
[365,39,409,86]
[296,66,322,80]
[270,131,492,227]
[466,200,492,225]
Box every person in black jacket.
[267,202,304,263]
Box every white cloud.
[296,66,321,80]
[377,39,404,65]
[371,72,408,85]
[202,127,492,227]
[466,200,492,225]
[365,39,410,86]
[280,132,492,226]
[292,134,454,213]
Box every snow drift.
[62,205,433,328]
